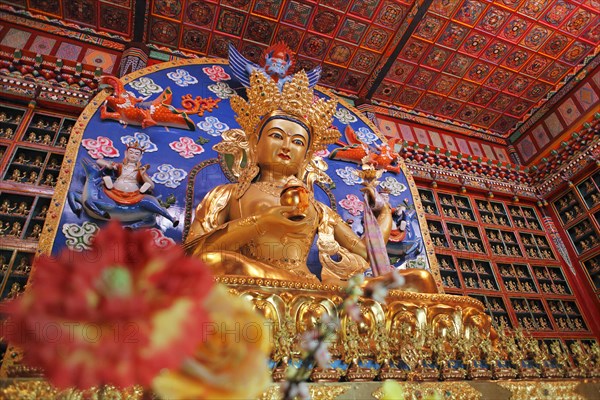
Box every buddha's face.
[256,117,309,175]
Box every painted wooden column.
[118,42,149,77]
[507,144,522,165]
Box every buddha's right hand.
[253,205,315,234]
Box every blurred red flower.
[4,221,214,390]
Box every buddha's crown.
[229,70,340,154]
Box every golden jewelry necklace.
[253,181,285,197]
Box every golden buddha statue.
[184,71,436,293]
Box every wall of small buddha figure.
[0,101,80,366]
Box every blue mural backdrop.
[49,60,433,277]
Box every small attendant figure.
[6,282,22,300]
[28,224,42,239]
[34,120,48,129]
[41,134,52,145]
[392,203,407,232]
[28,171,38,184]
[32,156,43,167]
[15,202,29,215]
[0,200,14,214]
[541,282,551,293]
[9,221,22,237]
[25,132,38,142]
[96,141,154,202]
[14,258,31,273]
[14,153,29,164]
[9,169,23,182]
[42,173,56,187]
[0,256,8,272]
[48,158,60,169]
[37,205,48,219]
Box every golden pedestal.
[219,275,495,382]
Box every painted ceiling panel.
[9,0,134,39]
[2,0,598,140]
[146,0,421,98]
[376,0,599,137]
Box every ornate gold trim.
[0,380,144,399]
[1,379,596,400]
[217,275,481,307]
[310,385,348,400]
[497,381,586,400]
[258,384,348,400]
[36,57,442,285]
[372,381,482,400]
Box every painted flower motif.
[338,194,364,216]
[391,268,407,288]
[356,127,378,144]
[207,81,235,99]
[343,298,362,322]
[336,167,362,186]
[152,285,271,399]
[5,222,214,390]
[129,77,163,97]
[202,65,231,82]
[169,137,205,158]
[152,164,188,188]
[166,69,198,87]
[381,380,405,400]
[120,132,158,153]
[197,116,229,137]
[81,136,120,159]
[369,283,389,304]
[148,228,176,248]
[314,148,330,158]
[62,221,99,251]
[334,107,357,124]
[282,381,310,400]
[299,330,331,369]
[379,176,407,196]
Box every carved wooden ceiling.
[2,0,134,39]
[1,0,599,138]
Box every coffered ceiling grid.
[2,0,135,39]
[146,0,417,93]
[1,0,598,140]
[373,0,600,137]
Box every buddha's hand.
[253,205,317,234]
[360,186,386,211]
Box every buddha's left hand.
[360,186,385,211]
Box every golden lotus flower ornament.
[354,164,384,186]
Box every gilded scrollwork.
[0,381,144,399]
[216,281,498,382]
[372,382,482,400]
[497,381,585,400]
